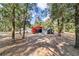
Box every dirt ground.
[0,32,79,56]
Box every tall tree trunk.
[12,5,15,43]
[74,4,79,48]
[22,4,28,39]
[22,17,26,39]
[58,19,61,36]
[58,16,64,36]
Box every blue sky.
[30,3,50,24]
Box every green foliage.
[51,3,75,33]
[0,3,31,32]
[0,20,12,32]
[0,3,76,33]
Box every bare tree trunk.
[74,4,79,48]
[22,18,26,39]
[22,4,28,39]
[12,5,16,43]
[58,16,64,36]
[58,19,61,36]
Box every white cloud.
[37,3,47,10]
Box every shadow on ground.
[0,33,79,56]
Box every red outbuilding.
[32,25,43,34]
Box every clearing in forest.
[0,32,79,56]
